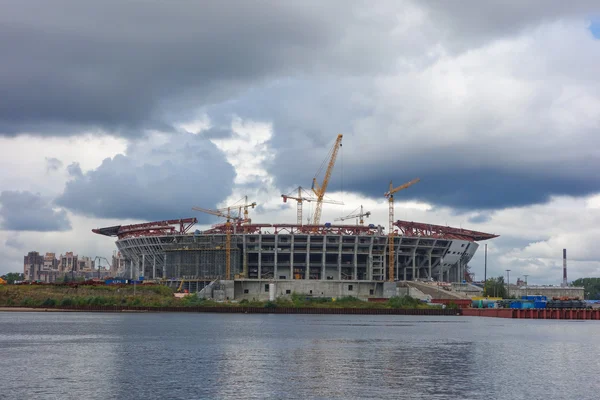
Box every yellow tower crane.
[237,196,257,232]
[311,134,343,225]
[282,186,343,225]
[334,205,371,226]
[384,178,420,282]
[192,200,256,279]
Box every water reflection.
[0,313,599,400]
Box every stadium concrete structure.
[93,217,498,297]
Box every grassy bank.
[0,285,441,310]
[0,285,177,308]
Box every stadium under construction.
[92,134,498,300]
[93,218,498,299]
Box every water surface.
[1,312,598,399]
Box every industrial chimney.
[562,248,567,287]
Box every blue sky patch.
[590,20,600,39]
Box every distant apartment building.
[44,253,59,270]
[78,256,95,272]
[59,252,78,273]
[24,251,107,281]
[24,251,59,282]
[111,252,126,276]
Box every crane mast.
[192,200,256,279]
[384,178,420,282]
[311,134,343,225]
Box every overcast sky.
[1,0,599,284]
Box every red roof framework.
[92,218,197,240]
[393,220,498,242]
[93,218,498,242]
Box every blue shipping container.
[534,301,547,309]
[106,279,127,285]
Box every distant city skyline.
[22,250,120,283]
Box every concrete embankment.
[463,307,600,320]
[404,281,469,300]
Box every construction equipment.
[0,277,6,285]
[192,199,256,279]
[282,186,343,225]
[335,205,371,226]
[237,196,257,228]
[384,178,420,281]
[93,256,112,279]
[311,134,343,225]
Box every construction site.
[93,134,498,301]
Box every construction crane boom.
[384,178,420,282]
[311,134,343,225]
[334,205,371,226]
[282,186,343,225]
[93,256,112,279]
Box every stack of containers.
[521,295,547,309]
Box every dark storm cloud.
[0,191,71,231]
[66,162,83,178]
[423,1,600,49]
[468,213,493,224]
[275,155,600,211]
[5,236,25,250]
[200,127,235,140]
[56,133,235,221]
[45,157,63,172]
[0,0,398,137]
[203,76,600,211]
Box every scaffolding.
[163,234,241,280]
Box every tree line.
[0,272,25,284]
[571,278,600,300]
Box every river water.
[0,312,598,399]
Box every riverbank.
[0,305,459,315]
[0,284,450,311]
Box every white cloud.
[210,116,274,186]
[352,21,600,169]
[0,134,127,196]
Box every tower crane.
[334,205,371,226]
[311,134,343,225]
[282,186,343,225]
[192,200,256,279]
[384,178,420,282]
[237,196,257,232]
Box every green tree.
[483,276,507,298]
[571,278,600,300]
[1,272,25,284]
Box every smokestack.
[562,248,567,287]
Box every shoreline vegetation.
[0,285,458,313]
